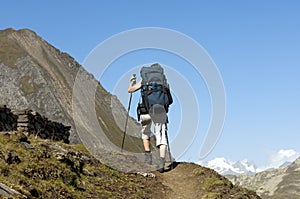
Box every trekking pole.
[121,74,136,152]
[165,126,173,164]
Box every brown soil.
[153,162,261,199]
[157,163,203,198]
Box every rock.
[136,172,156,178]
[0,183,25,198]
[0,106,17,131]
[17,115,29,122]
[5,150,21,164]
[0,105,71,143]
[21,142,35,150]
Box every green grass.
[202,192,222,199]
[193,167,206,176]
[203,176,233,191]
[0,133,155,198]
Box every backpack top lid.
[140,63,167,85]
[150,63,161,68]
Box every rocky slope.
[0,28,153,172]
[0,27,140,142]
[0,28,79,142]
[227,157,300,199]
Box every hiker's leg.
[157,144,167,172]
[141,114,152,151]
[141,114,152,164]
[141,127,152,164]
[157,123,167,159]
[159,123,167,158]
[154,123,168,148]
[143,139,150,151]
[143,142,152,165]
[159,144,167,159]
[141,124,151,152]
[154,123,168,172]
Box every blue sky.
[2,1,300,168]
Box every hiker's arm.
[128,80,141,93]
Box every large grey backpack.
[139,63,173,114]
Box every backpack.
[137,63,173,121]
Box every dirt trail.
[154,162,261,199]
[155,163,204,199]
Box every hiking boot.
[144,152,152,165]
[157,157,165,173]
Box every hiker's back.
[140,63,173,113]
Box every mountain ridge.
[200,157,258,175]
[227,156,300,199]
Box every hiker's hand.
[130,75,136,83]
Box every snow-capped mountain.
[199,158,258,175]
[279,161,292,168]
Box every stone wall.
[0,105,70,143]
[0,105,17,131]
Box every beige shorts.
[140,114,167,146]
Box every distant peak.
[4,27,16,32]
[0,28,16,35]
[17,28,38,35]
[0,27,38,38]
[202,157,258,175]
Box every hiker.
[128,63,173,173]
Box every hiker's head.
[150,63,161,67]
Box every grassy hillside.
[0,132,164,198]
[0,131,261,199]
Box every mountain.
[0,28,152,172]
[227,156,300,199]
[0,27,140,141]
[201,157,258,175]
[279,161,292,168]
